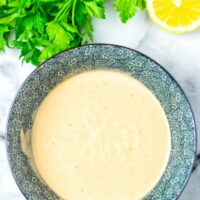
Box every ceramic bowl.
[7,44,196,200]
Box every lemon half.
[147,0,200,33]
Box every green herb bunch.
[0,0,145,66]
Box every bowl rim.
[6,43,197,200]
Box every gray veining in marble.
[0,1,199,199]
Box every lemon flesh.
[147,0,200,33]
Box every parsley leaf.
[0,0,146,66]
[47,21,73,48]
[0,25,8,50]
[84,1,105,19]
[114,0,146,23]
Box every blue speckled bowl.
[7,44,196,200]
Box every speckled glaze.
[7,44,196,200]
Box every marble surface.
[0,2,200,200]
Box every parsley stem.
[55,0,71,21]
[72,0,77,26]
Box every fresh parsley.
[0,0,146,66]
[114,0,146,23]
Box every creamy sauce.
[20,129,46,184]
[32,70,171,200]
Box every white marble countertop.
[0,2,200,199]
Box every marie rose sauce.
[32,70,171,200]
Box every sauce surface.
[32,70,171,200]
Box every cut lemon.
[147,0,200,33]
